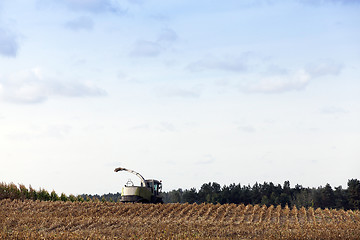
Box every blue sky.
[0,0,359,195]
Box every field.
[1,199,360,239]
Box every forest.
[88,179,360,210]
[1,179,359,210]
[162,179,360,209]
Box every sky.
[0,0,359,195]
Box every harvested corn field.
[1,199,360,239]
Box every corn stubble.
[1,199,359,239]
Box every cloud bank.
[158,87,201,99]
[193,55,344,94]
[0,69,106,104]
[65,16,94,31]
[245,70,311,94]
[187,55,249,72]
[130,28,178,57]
[320,106,347,114]
[306,62,343,78]
[243,61,342,94]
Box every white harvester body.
[114,167,163,203]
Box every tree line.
[0,182,120,203]
[162,179,360,210]
[0,182,85,202]
[1,179,359,210]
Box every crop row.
[1,199,360,239]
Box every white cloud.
[235,60,343,94]
[238,126,256,133]
[38,0,125,14]
[157,28,178,43]
[245,70,311,93]
[187,54,250,72]
[45,125,72,138]
[129,124,150,131]
[158,87,201,98]
[0,27,19,57]
[159,122,176,132]
[0,83,3,97]
[65,16,94,31]
[187,56,343,94]
[150,14,170,22]
[196,154,216,165]
[6,124,72,141]
[242,61,343,94]
[306,61,343,78]
[320,106,347,114]
[299,0,360,5]
[0,68,106,104]
[263,65,289,76]
[130,40,162,57]
[127,0,144,5]
[130,28,178,57]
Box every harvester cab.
[114,167,163,203]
